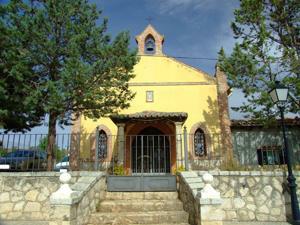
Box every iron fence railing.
[0,131,299,172]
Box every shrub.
[113,164,124,175]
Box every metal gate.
[131,135,171,174]
[107,131,176,192]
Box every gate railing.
[125,135,173,175]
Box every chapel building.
[72,25,232,174]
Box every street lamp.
[269,81,300,225]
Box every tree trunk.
[47,111,57,171]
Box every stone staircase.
[87,192,190,225]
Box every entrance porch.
[108,111,188,191]
[110,111,188,175]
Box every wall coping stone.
[185,177,203,183]
[227,171,240,175]
[0,171,104,177]
[181,171,198,178]
[219,171,230,175]
[194,170,298,177]
[199,198,223,205]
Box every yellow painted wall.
[80,56,220,133]
[77,55,221,158]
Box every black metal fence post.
[183,126,189,171]
[94,127,99,171]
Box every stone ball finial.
[50,171,73,201]
[200,172,220,199]
[59,172,71,184]
[202,172,213,184]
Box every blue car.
[0,150,47,171]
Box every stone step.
[98,199,184,212]
[104,191,178,200]
[88,211,189,224]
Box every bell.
[146,42,154,51]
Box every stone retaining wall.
[0,171,105,225]
[179,171,300,224]
[197,170,300,222]
[178,172,200,225]
[0,172,62,221]
[77,178,102,225]
[49,172,105,225]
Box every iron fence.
[188,131,300,170]
[0,131,299,172]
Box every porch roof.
[110,111,188,123]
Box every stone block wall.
[73,174,106,225]
[198,171,300,222]
[178,172,200,225]
[0,171,105,225]
[0,172,62,221]
[179,171,300,224]
[49,171,105,225]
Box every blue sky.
[96,0,239,75]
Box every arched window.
[194,129,206,157]
[145,35,155,54]
[97,130,107,159]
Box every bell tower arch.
[135,24,164,56]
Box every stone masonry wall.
[178,172,203,225]
[197,171,300,222]
[75,175,106,225]
[178,174,199,225]
[0,172,62,221]
[179,171,300,224]
[0,172,105,225]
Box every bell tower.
[135,24,164,56]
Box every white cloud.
[153,0,236,15]
[155,0,195,15]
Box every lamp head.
[269,81,289,105]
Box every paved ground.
[223,222,292,225]
[0,222,48,225]
[0,221,293,225]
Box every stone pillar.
[198,172,224,225]
[215,65,234,163]
[50,172,77,225]
[175,122,183,168]
[117,123,125,165]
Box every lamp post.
[269,81,300,225]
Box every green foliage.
[0,148,7,157]
[38,137,65,161]
[173,165,185,174]
[0,0,137,129]
[1,0,137,168]
[113,164,125,176]
[218,0,300,120]
[0,3,44,131]
[220,159,249,171]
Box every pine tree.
[1,0,138,170]
[218,0,299,120]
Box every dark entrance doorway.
[131,127,171,174]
